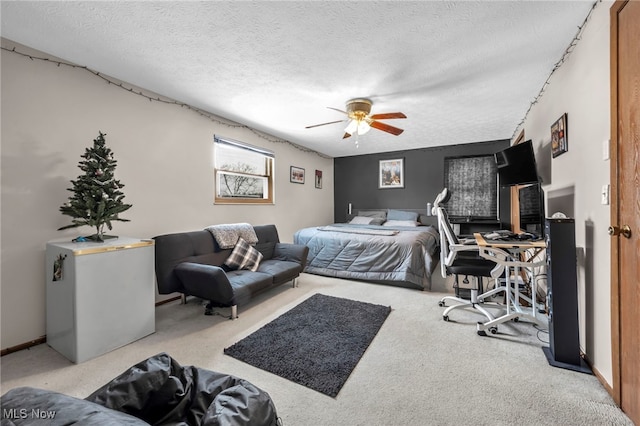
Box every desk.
[473,233,546,336]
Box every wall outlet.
[601,184,610,205]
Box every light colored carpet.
[0,273,633,425]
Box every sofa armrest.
[174,262,234,304]
[273,243,309,268]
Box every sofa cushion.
[153,231,218,295]
[224,238,263,272]
[257,259,303,284]
[253,225,280,259]
[227,271,274,306]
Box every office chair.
[435,200,504,331]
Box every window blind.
[443,155,498,219]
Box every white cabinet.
[45,237,155,363]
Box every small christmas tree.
[58,132,132,242]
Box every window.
[214,135,274,204]
[443,154,498,220]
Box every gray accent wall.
[334,139,511,224]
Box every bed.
[293,209,440,290]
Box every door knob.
[608,225,632,238]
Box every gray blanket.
[294,224,440,290]
[317,225,399,236]
[205,223,258,249]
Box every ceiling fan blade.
[342,133,352,139]
[327,107,349,115]
[369,112,407,120]
[305,119,347,129]
[370,120,404,136]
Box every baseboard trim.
[582,352,614,396]
[593,366,614,395]
[155,295,182,306]
[1,336,46,357]
[1,296,183,357]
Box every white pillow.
[383,220,420,227]
[349,216,374,225]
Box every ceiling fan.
[306,98,406,140]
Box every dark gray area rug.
[224,293,391,397]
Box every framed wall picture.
[551,113,568,158]
[315,170,322,189]
[379,158,404,189]
[290,166,305,184]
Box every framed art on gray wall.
[379,158,404,189]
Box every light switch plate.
[601,184,610,205]
[603,139,610,161]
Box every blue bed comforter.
[293,223,440,290]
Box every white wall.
[0,41,334,350]
[513,1,613,384]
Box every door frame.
[609,0,626,406]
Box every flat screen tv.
[494,140,540,186]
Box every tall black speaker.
[542,218,591,373]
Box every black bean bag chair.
[1,353,280,426]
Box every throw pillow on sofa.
[224,237,263,272]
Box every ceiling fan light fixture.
[345,118,371,135]
[344,120,358,135]
[357,120,371,135]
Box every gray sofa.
[154,224,308,318]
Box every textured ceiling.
[1,1,596,158]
